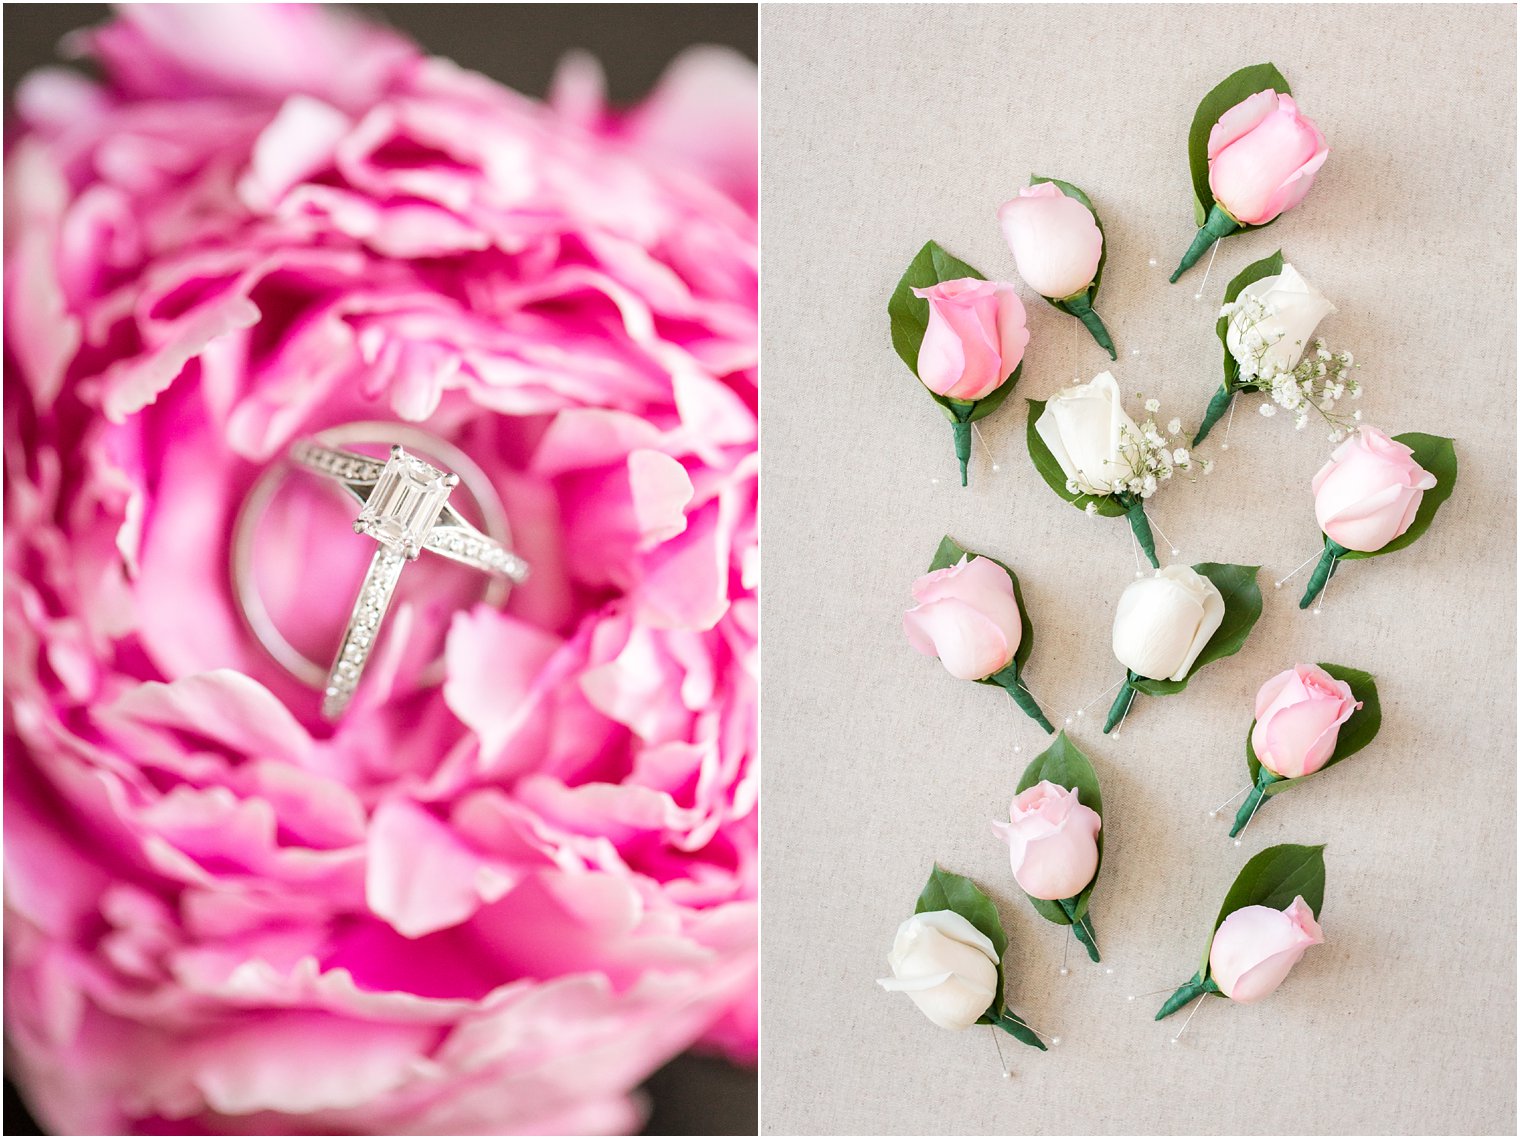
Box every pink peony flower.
[3,5,756,1134]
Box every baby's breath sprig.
[1254,339,1362,442]
[1068,394,1212,563]
[1219,291,1365,443]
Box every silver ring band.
[229,422,527,719]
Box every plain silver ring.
[229,422,519,710]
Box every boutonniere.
[1171,63,1329,283]
[998,176,1116,359]
[1297,428,1457,609]
[878,865,1049,1052]
[1195,251,1357,445]
[1219,664,1381,841]
[889,242,1030,485]
[1027,374,1210,567]
[1105,563,1262,733]
[992,733,1104,965]
[1155,844,1326,1036]
[904,536,1054,733]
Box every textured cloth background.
[758,4,1516,1135]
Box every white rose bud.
[877,910,999,1031]
[1111,565,1225,682]
[1224,263,1337,382]
[1034,372,1141,496]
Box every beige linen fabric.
[758,4,1516,1134]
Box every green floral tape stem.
[1300,538,1349,609]
[1062,291,1116,360]
[1155,973,1220,1020]
[1057,897,1100,963]
[1193,382,1236,446]
[1119,494,1159,568]
[951,419,972,486]
[988,1008,1048,1050]
[1171,204,1241,282]
[1230,764,1282,838]
[988,664,1055,733]
[1104,674,1138,734]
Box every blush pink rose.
[996,181,1104,300]
[1312,428,1438,552]
[991,781,1101,901]
[904,555,1022,681]
[4,6,756,1134]
[1252,664,1360,779]
[1208,90,1329,226]
[1209,897,1324,1003]
[910,278,1029,401]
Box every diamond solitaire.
[353,446,459,559]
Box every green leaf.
[1014,732,1104,925]
[1336,433,1458,560]
[1030,174,1108,299]
[1187,64,1290,226]
[930,537,1035,674]
[1215,249,1285,391]
[915,864,1010,1018]
[888,240,986,377]
[1129,563,1263,696]
[1024,400,1127,517]
[1201,843,1326,974]
[1246,663,1382,793]
[927,535,969,573]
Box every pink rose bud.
[996,182,1104,301]
[1252,664,1360,779]
[1312,427,1438,552]
[1209,896,1324,1003]
[991,780,1101,901]
[911,278,1030,402]
[1208,90,1329,226]
[904,555,1022,680]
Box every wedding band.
[230,423,526,720]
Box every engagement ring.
[231,423,527,720]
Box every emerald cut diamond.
[353,446,457,558]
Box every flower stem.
[1057,897,1100,963]
[1193,383,1236,446]
[1170,205,1240,283]
[1103,676,1136,734]
[991,1008,1048,1050]
[951,420,971,486]
[1122,496,1159,567]
[1229,764,1281,838]
[1299,539,1347,609]
[1155,973,1219,1020]
[989,664,1055,733]
[1062,292,1116,360]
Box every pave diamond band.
[230,423,525,719]
[289,439,387,485]
[323,548,406,719]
